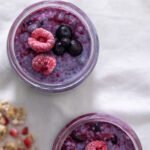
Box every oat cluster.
[0,101,36,150]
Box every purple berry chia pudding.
[7,1,99,92]
[53,113,142,150]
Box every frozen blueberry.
[27,23,39,32]
[68,40,83,57]
[92,122,101,132]
[71,131,87,142]
[20,32,30,42]
[53,41,65,56]
[111,135,118,145]
[61,38,71,48]
[56,25,72,39]
[56,12,65,21]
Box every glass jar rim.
[52,113,142,150]
[7,0,99,92]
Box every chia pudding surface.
[14,7,91,84]
[62,121,136,150]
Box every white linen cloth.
[0,0,149,149]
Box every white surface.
[0,0,149,149]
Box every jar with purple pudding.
[53,113,142,150]
[7,1,99,92]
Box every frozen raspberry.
[32,55,56,76]
[28,28,55,53]
[86,141,107,150]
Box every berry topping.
[111,135,118,144]
[32,55,56,76]
[28,28,55,53]
[61,38,71,48]
[68,39,83,57]
[71,130,87,142]
[22,127,29,135]
[56,25,72,39]
[23,135,34,148]
[53,41,65,56]
[0,114,9,125]
[91,122,101,132]
[86,141,107,150]
[3,116,9,125]
[27,22,40,32]
[9,128,19,138]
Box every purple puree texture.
[62,121,135,150]
[14,7,91,84]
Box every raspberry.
[28,28,55,53]
[3,116,9,125]
[9,128,19,138]
[86,141,107,150]
[23,135,34,148]
[0,115,9,125]
[22,127,29,135]
[32,55,56,76]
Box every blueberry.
[53,41,65,56]
[61,38,71,48]
[20,32,29,42]
[111,135,118,144]
[68,40,83,57]
[56,25,72,39]
[71,131,87,142]
[91,122,101,132]
[27,23,39,32]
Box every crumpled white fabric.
[0,0,149,149]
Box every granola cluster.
[0,101,36,150]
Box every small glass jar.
[53,113,142,150]
[7,1,99,92]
